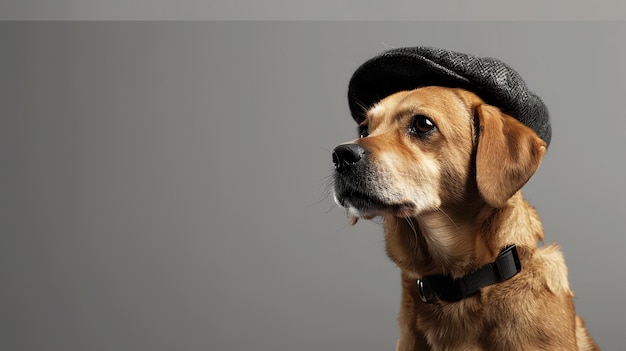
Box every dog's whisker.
[349,97,374,119]
[325,203,338,214]
[404,217,419,251]
[436,208,461,232]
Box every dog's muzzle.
[332,142,416,218]
[332,143,382,215]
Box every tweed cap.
[347,46,551,146]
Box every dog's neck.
[383,192,543,279]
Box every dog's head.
[332,86,547,221]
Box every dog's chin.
[346,204,384,220]
[334,192,416,220]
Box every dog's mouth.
[336,189,385,210]
[335,189,416,219]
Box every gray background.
[1,1,626,19]
[1,22,625,350]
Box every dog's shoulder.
[528,242,573,296]
[480,243,579,349]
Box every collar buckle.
[417,278,438,304]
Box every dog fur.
[332,87,599,350]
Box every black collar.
[416,245,521,304]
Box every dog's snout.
[333,143,366,171]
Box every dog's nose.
[332,143,366,171]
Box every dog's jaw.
[332,187,393,221]
[332,192,375,220]
[332,184,440,222]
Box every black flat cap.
[347,46,551,146]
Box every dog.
[332,86,599,350]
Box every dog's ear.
[475,104,547,208]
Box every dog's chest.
[420,302,487,349]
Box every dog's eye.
[358,125,369,138]
[410,115,436,135]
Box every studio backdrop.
[1,22,624,351]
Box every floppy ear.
[475,104,547,208]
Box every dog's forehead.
[367,87,474,124]
[367,90,412,119]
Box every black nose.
[332,143,366,171]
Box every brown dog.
[332,86,599,350]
